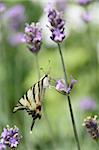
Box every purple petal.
[55,80,67,94]
[24,23,42,53]
[81,12,92,23]
[69,78,77,90]
[56,80,66,91]
[9,138,19,148]
[51,28,65,42]
[1,128,8,138]
[0,141,6,150]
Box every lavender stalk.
[35,54,40,79]
[79,0,99,83]
[24,22,42,79]
[58,43,81,150]
[24,22,55,147]
[46,6,81,150]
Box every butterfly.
[13,74,50,132]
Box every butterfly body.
[13,74,50,131]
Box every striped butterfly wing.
[13,74,49,131]
[13,87,36,114]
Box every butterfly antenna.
[50,77,56,87]
[40,67,45,75]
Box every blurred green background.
[0,0,99,150]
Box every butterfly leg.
[31,119,35,131]
[30,112,41,131]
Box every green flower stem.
[35,54,40,80]
[58,43,81,150]
[86,24,98,83]
[35,53,56,148]
[84,5,98,83]
[43,101,57,149]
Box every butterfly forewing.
[13,88,36,113]
[13,74,50,131]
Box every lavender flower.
[56,80,67,94]
[24,22,42,53]
[78,0,92,5]
[46,5,65,43]
[8,32,24,46]
[0,141,6,150]
[54,0,67,12]
[81,12,92,23]
[55,77,77,95]
[0,125,21,149]
[83,115,99,140]
[79,97,96,111]
[4,5,25,31]
[0,3,6,13]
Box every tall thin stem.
[35,53,56,148]
[84,6,98,83]
[57,44,68,87]
[58,43,81,150]
[86,24,98,83]
[35,54,40,79]
[43,101,57,149]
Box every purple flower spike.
[79,97,96,111]
[0,125,21,149]
[78,0,92,5]
[0,3,6,13]
[81,12,92,23]
[8,32,24,46]
[5,5,25,31]
[24,23,42,53]
[46,5,65,43]
[50,28,65,43]
[83,115,99,140]
[6,5,25,19]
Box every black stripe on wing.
[13,100,26,113]
[41,74,48,87]
[32,83,36,102]
[25,91,29,101]
[22,95,25,99]
[38,81,40,101]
